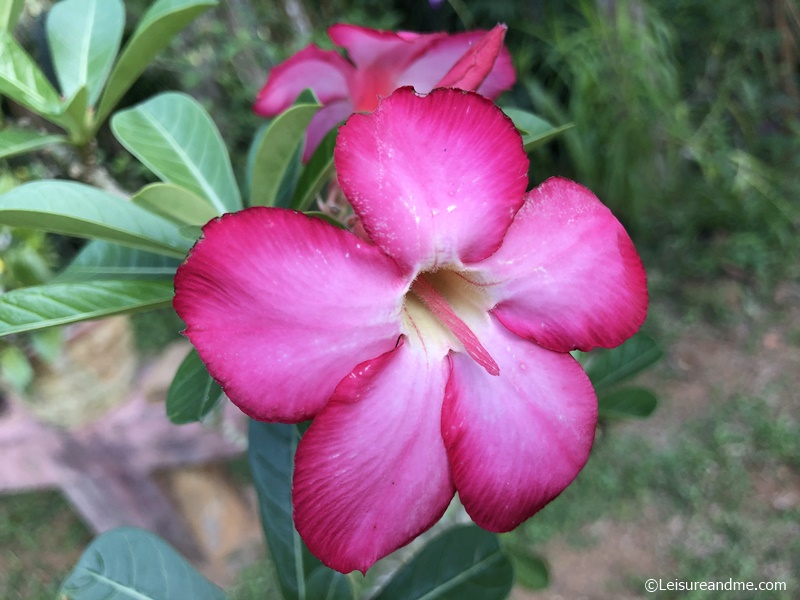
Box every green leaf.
[302,211,347,229]
[112,92,241,213]
[246,122,303,209]
[306,567,355,600]
[0,128,66,159]
[0,0,25,32]
[584,333,663,392]
[132,182,219,226]
[0,32,62,117]
[598,386,658,419]
[30,327,64,363]
[521,123,574,152]
[59,527,226,600]
[55,240,180,282]
[166,349,224,424]
[96,0,218,125]
[178,224,202,242]
[249,89,320,207]
[0,345,33,392]
[290,126,337,211]
[46,0,125,106]
[502,107,574,152]
[0,280,173,336]
[60,85,89,139]
[0,180,191,258]
[248,420,353,600]
[373,525,513,600]
[505,546,549,590]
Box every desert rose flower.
[175,87,648,574]
[253,23,515,159]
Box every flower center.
[405,271,499,376]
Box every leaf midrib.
[414,549,505,600]
[136,106,227,213]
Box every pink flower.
[174,88,648,574]
[253,23,515,160]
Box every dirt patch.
[620,296,800,448]
[513,505,675,600]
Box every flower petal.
[253,45,353,116]
[336,87,529,273]
[399,29,515,97]
[302,98,353,161]
[327,24,441,73]
[435,25,509,92]
[294,336,455,573]
[328,24,446,112]
[442,316,597,531]
[469,177,648,352]
[173,208,407,422]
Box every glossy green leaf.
[112,92,241,213]
[373,525,513,600]
[248,420,353,600]
[521,123,574,152]
[249,89,320,207]
[166,349,224,424]
[598,386,658,419]
[584,333,663,392]
[178,224,202,242]
[246,122,303,209]
[0,280,173,336]
[502,107,574,151]
[0,128,66,159]
[0,0,25,32]
[0,32,62,117]
[55,240,180,281]
[291,126,337,211]
[96,0,218,125]
[60,85,89,139]
[0,181,190,257]
[59,527,225,600]
[132,182,219,226]
[46,0,125,106]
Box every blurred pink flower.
[253,23,515,159]
[176,88,648,573]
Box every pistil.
[410,275,500,376]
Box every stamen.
[410,276,500,376]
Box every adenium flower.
[174,87,647,574]
[253,23,515,160]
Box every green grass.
[0,491,91,600]
[516,395,799,598]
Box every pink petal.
[398,29,516,97]
[335,87,529,273]
[469,177,648,352]
[294,337,455,573]
[442,316,597,531]
[327,24,441,73]
[173,208,407,422]
[302,98,353,161]
[435,25,509,92]
[253,45,353,116]
[328,24,445,112]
